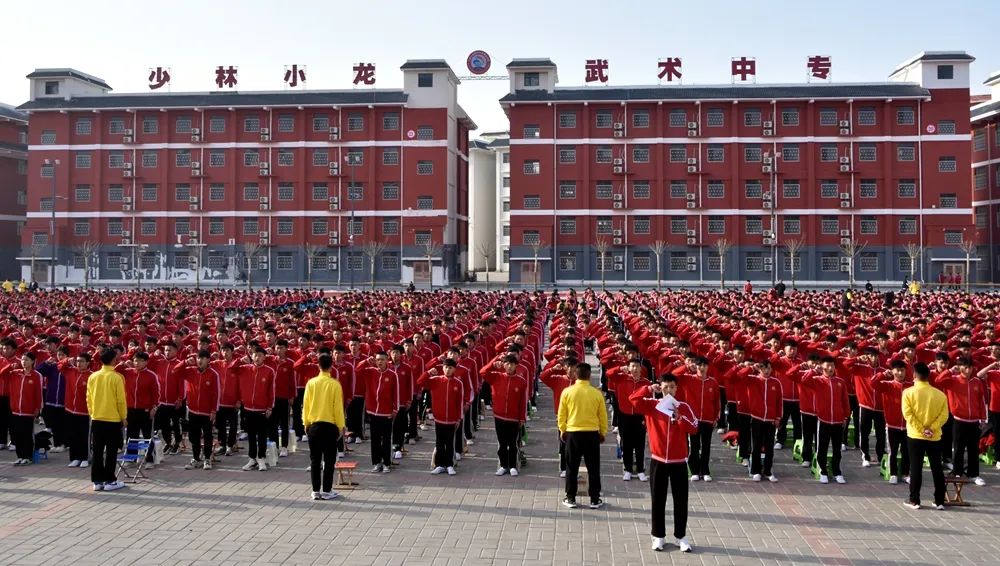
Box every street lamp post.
[189,241,207,290]
[345,153,359,290]
[42,158,60,288]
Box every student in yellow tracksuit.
[86,348,127,492]
[302,353,345,501]
[557,362,608,509]
[901,362,949,509]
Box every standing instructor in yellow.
[557,362,608,509]
[902,361,949,510]
[87,348,128,492]
[302,353,346,501]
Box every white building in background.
[468,131,510,275]
[490,134,510,272]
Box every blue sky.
[1,0,995,133]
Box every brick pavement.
[2,375,999,565]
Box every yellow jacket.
[302,372,346,429]
[557,380,608,436]
[87,365,127,423]
[902,380,949,441]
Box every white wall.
[468,147,497,270]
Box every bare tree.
[476,240,495,291]
[903,242,922,284]
[714,238,733,290]
[958,238,977,293]
[528,240,549,292]
[74,241,100,290]
[783,238,805,291]
[648,240,668,291]
[840,237,868,289]
[302,244,325,290]
[593,236,611,292]
[421,240,443,291]
[361,240,387,290]
[243,242,263,290]
[29,244,43,285]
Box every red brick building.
[18,62,474,287]
[500,52,976,286]
[0,103,27,280]
[972,71,1000,283]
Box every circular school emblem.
[205,380,211,386]
[261,377,267,383]
[383,377,390,384]
[513,386,520,393]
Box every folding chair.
[117,439,151,483]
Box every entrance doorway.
[940,263,965,289]
[413,261,430,284]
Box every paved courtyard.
[2,384,999,566]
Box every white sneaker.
[242,459,258,471]
[801,460,811,468]
[774,442,783,450]
[258,461,268,472]
[690,474,701,481]
[320,491,339,500]
[455,453,462,461]
[466,439,474,445]
[974,477,986,486]
[651,536,665,551]
[768,474,779,483]
[381,465,391,474]
[49,446,65,454]
[431,466,446,475]
[944,461,954,471]
[79,460,89,468]
[861,458,871,468]
[184,459,201,470]
[819,474,829,484]
[741,459,749,467]
[903,501,920,510]
[393,450,403,460]
[889,475,899,484]
[203,460,212,470]
[751,474,762,482]
[337,452,345,458]
[559,470,566,478]
[716,428,725,434]
[623,471,632,481]
[834,475,846,484]
[611,426,618,434]
[447,466,457,476]
[372,464,384,473]
[103,481,126,492]
[995,462,1000,471]
[92,483,104,492]
[311,491,322,500]
[279,448,289,458]
[496,467,507,476]
[934,504,945,510]
[676,537,692,553]
[68,460,81,468]
[904,476,911,484]
[509,468,519,477]
[638,472,648,482]
[703,475,713,482]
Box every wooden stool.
[943,477,970,506]
[335,461,359,489]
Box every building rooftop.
[18,89,409,111]
[506,59,557,68]
[26,68,112,90]
[488,137,510,148]
[398,59,452,70]
[972,99,1000,123]
[890,51,975,76]
[0,103,27,122]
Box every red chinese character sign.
[731,57,756,83]
[807,55,832,81]
[215,66,238,89]
[585,59,609,83]
[657,58,682,83]
[284,64,306,87]
[148,67,171,90]
[353,63,376,85]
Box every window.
[937,120,956,135]
[596,217,613,235]
[669,181,687,199]
[782,181,800,199]
[522,231,540,245]
[243,184,260,201]
[502,177,510,188]
[669,109,687,128]
[381,112,399,131]
[44,81,59,95]
[975,167,988,190]
[783,253,801,273]
[821,217,839,234]
[417,161,434,175]
[857,107,876,126]
[346,149,363,165]
[783,216,800,234]
[244,151,260,167]
[312,149,330,166]
[744,145,762,163]
[75,152,92,169]
[174,184,191,202]
[417,195,434,209]
[347,114,364,131]
[596,254,613,272]
[32,232,49,246]
[72,254,86,270]
[523,124,540,138]
[501,152,509,164]
[633,252,651,271]
[706,108,724,127]
[175,150,191,167]
[858,144,876,162]
[782,144,799,162]
[501,201,510,212]
[558,147,576,164]
[209,184,225,201]
[105,253,123,271]
[558,112,577,128]
[559,182,576,199]
[209,116,225,133]
[142,117,158,134]
[39,197,54,212]
[669,145,687,163]
[348,183,364,201]
[670,253,689,272]
[523,195,540,209]
[382,218,399,235]
[73,221,89,237]
[559,218,576,235]
[898,180,916,198]
[277,149,293,166]
[243,218,259,236]
[820,180,838,199]
[382,147,399,166]
[944,230,962,245]
[974,131,987,151]
[707,145,724,162]
[558,252,577,272]
[743,109,761,127]
[243,117,260,133]
[416,125,434,140]
[745,217,763,235]
[209,219,224,235]
[75,184,91,202]
[708,253,722,272]
[632,110,650,128]
[859,180,877,199]
[142,184,158,202]
[108,118,126,134]
[313,115,330,132]
[107,219,123,236]
[744,180,763,199]
[707,181,724,199]
[141,151,158,168]
[898,217,917,234]
[937,65,954,80]
[277,114,294,133]
[311,219,328,236]
[108,151,125,168]
[746,254,764,272]
[897,143,915,161]
[670,217,687,234]
[820,145,838,162]
[343,253,362,271]
[417,73,433,87]
[939,193,957,208]
[896,107,915,126]
[75,118,92,135]
[140,219,156,236]
[632,146,649,163]
[819,108,838,126]
[502,225,510,237]
[596,145,612,163]
[312,183,330,200]
[708,216,725,234]
[860,216,878,235]
[595,110,613,128]
[938,157,957,172]
[275,253,293,271]
[899,255,914,274]
[107,185,124,202]
[633,217,650,235]
[522,160,539,175]
[381,253,399,271]
[781,108,799,126]
[382,182,399,200]
[595,182,613,200]
[632,181,650,199]
[209,151,225,167]
[40,130,57,145]
[208,254,227,269]
[820,254,840,272]
[175,219,190,236]
[976,207,987,229]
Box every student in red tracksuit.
[237,347,276,471]
[738,360,783,482]
[358,351,398,472]
[212,344,241,455]
[607,358,652,482]
[151,343,186,454]
[416,358,465,475]
[292,344,319,441]
[482,353,530,476]
[853,348,886,468]
[770,341,802,450]
[976,357,1000,473]
[629,374,696,553]
[933,356,987,485]
[676,356,719,481]
[389,345,414,458]
[60,351,92,467]
[122,351,160,448]
[540,356,574,477]
[3,352,44,465]
[180,350,221,470]
[269,340,297,457]
[874,360,912,483]
[796,356,851,484]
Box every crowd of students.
[1,286,997,553]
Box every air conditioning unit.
[328,196,340,211]
[838,192,850,200]
[763,238,775,245]
[763,129,774,136]
[259,161,270,170]
[259,167,271,177]
[189,257,199,269]
[687,129,698,137]
[687,257,696,264]
[124,128,134,136]
[685,201,696,209]
[613,254,624,262]
[122,170,133,178]
[839,156,851,164]
[260,131,271,142]
[840,230,851,237]
[189,196,199,204]
[259,233,270,245]
[191,161,201,169]
[259,202,270,211]
[191,135,201,142]
[329,126,340,140]
[613,158,624,166]
[840,257,850,264]
[122,204,132,211]
[687,165,698,173]
[612,194,623,201]
[686,237,696,245]
[188,203,199,211]
[839,120,850,128]
[686,230,696,237]
[613,122,624,130]
[762,200,773,209]
[121,230,131,238]
[839,164,851,172]
[123,196,133,204]
[687,157,698,165]
[260,127,270,135]
[762,165,773,173]
[840,200,851,208]
[763,156,773,165]
[687,121,698,130]
[329,231,340,245]
[258,257,269,270]
[763,230,773,238]
[686,193,696,201]
[613,229,623,236]
[763,257,773,265]
[763,264,773,272]
[613,166,624,174]
[185,231,197,239]
[612,201,623,209]
[191,128,200,135]
[123,136,133,143]
[612,130,624,138]
[840,237,851,246]
[686,264,697,272]
[839,264,850,272]
[613,237,623,245]
[120,238,131,246]
[329,163,340,176]
[839,128,850,135]
[764,121,774,129]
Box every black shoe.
[561,497,578,509]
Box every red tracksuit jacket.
[123,367,160,410]
[607,372,651,416]
[482,367,529,423]
[934,372,987,422]
[61,363,90,416]
[630,385,698,464]
[415,370,464,425]
[800,373,850,424]
[151,356,186,406]
[237,363,276,412]
[211,360,241,408]
[360,367,398,417]
[5,367,43,416]
[676,373,720,424]
[851,363,882,411]
[183,365,221,416]
[873,375,912,430]
[744,374,783,422]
